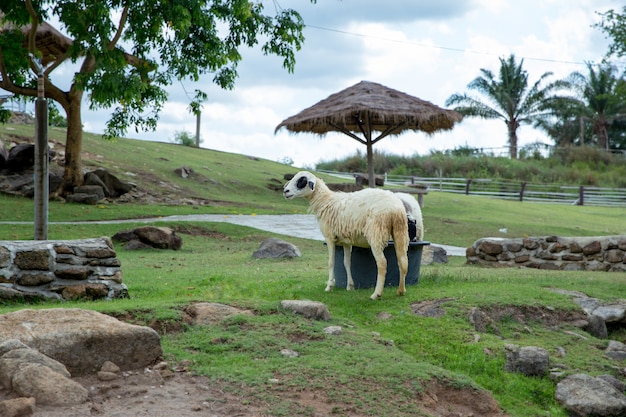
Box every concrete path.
[1,214,466,256]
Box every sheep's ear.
[308,180,315,190]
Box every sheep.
[283,171,410,300]
[394,192,424,242]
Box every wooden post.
[465,179,472,195]
[520,182,526,202]
[31,54,48,240]
[578,186,584,206]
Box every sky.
[6,0,625,168]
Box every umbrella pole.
[367,140,375,187]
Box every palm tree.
[445,54,567,159]
[544,63,626,150]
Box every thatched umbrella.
[275,80,463,187]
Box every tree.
[536,63,626,150]
[0,0,310,193]
[445,54,567,159]
[596,6,626,60]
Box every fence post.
[465,179,472,195]
[520,182,526,202]
[578,186,584,206]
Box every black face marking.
[296,176,309,190]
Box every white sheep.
[283,171,410,300]
[394,192,424,241]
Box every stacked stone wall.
[0,237,127,301]
[466,235,626,272]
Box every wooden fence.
[319,171,626,207]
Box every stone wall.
[466,235,626,272]
[0,237,128,301]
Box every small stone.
[280,349,299,358]
[100,361,121,373]
[97,371,119,381]
[324,326,342,335]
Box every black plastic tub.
[332,241,430,289]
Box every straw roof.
[23,22,73,66]
[275,80,462,137]
[0,15,73,67]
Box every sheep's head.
[283,171,316,199]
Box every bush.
[172,130,200,147]
[315,146,626,187]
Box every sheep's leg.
[343,245,354,290]
[325,242,336,292]
[369,247,387,300]
[394,245,409,296]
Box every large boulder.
[0,308,162,376]
[112,226,183,250]
[555,373,626,416]
[90,168,133,197]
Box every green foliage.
[171,130,198,147]
[539,63,626,150]
[48,102,67,127]
[316,147,626,187]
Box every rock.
[252,238,301,259]
[324,326,342,335]
[97,371,119,381]
[0,397,36,417]
[11,363,88,406]
[0,347,71,389]
[605,340,626,361]
[468,307,500,335]
[73,185,106,201]
[90,168,133,197]
[0,308,162,376]
[185,302,254,326]
[280,348,299,358]
[593,304,626,323]
[174,166,194,178]
[113,226,183,250]
[555,373,626,417]
[281,300,331,321]
[585,314,608,339]
[84,171,112,196]
[100,360,121,374]
[421,245,448,265]
[65,192,100,205]
[124,239,155,250]
[5,144,34,172]
[504,345,549,377]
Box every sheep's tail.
[391,211,410,296]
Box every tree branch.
[108,4,129,50]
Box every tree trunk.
[507,120,519,159]
[62,94,84,194]
[596,119,609,150]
